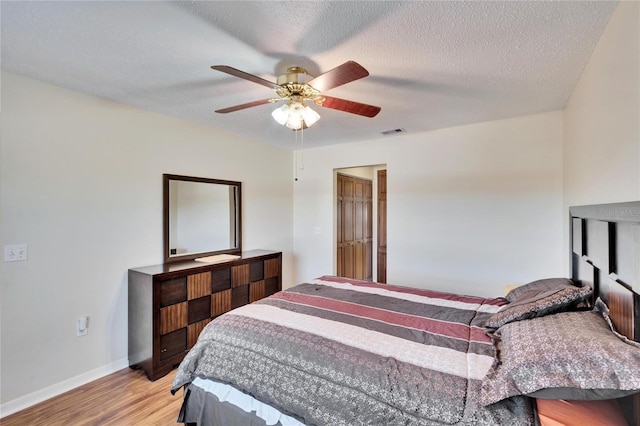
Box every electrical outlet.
[77,316,89,337]
[4,244,28,262]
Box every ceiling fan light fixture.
[301,104,320,127]
[271,104,290,125]
[272,102,320,130]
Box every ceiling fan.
[211,61,381,130]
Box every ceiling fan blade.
[215,99,274,113]
[307,61,369,92]
[211,65,280,89]
[316,96,381,118]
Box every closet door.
[337,174,372,280]
[377,170,387,283]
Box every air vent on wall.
[381,128,406,136]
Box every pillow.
[536,399,628,426]
[480,307,640,406]
[483,282,592,329]
[505,278,576,303]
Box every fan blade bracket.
[312,96,326,106]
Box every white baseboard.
[0,358,129,418]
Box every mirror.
[163,174,241,263]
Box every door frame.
[334,165,387,281]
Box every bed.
[171,201,640,425]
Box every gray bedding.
[172,276,534,425]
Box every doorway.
[335,165,387,282]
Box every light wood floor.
[1,368,184,425]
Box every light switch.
[77,316,89,336]
[4,244,28,262]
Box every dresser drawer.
[211,268,231,292]
[159,328,187,361]
[159,277,187,307]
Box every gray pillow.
[480,302,640,406]
[483,282,592,329]
[505,278,575,303]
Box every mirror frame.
[163,174,242,264]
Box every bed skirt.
[179,378,306,426]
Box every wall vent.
[381,128,406,136]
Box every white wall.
[293,112,565,298]
[0,72,293,412]
[563,1,640,271]
[564,0,640,207]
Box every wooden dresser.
[128,250,282,380]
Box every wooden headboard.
[569,201,640,425]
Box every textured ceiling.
[1,1,618,149]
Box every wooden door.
[377,170,387,283]
[337,174,372,280]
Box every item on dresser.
[128,250,282,381]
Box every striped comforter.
[172,276,534,425]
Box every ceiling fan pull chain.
[300,125,304,171]
[294,128,299,182]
